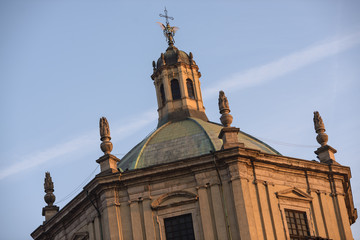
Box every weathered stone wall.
[32,148,355,240]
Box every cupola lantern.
[152,9,208,127]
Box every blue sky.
[0,1,359,239]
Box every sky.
[0,1,359,239]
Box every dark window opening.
[186,79,195,99]
[171,79,181,100]
[164,213,195,240]
[160,84,166,106]
[285,209,310,240]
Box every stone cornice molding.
[151,62,199,80]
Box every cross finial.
[157,7,179,46]
[159,7,174,26]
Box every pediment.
[276,187,312,202]
[151,190,198,210]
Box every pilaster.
[210,184,228,239]
[129,201,144,240]
[229,162,259,240]
[143,198,156,240]
[196,185,216,240]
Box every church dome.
[156,45,192,69]
[118,118,280,171]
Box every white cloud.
[2,31,359,180]
[202,31,360,98]
[0,110,157,180]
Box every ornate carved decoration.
[313,111,328,146]
[151,190,198,210]
[218,90,233,127]
[99,117,113,154]
[157,8,179,46]
[44,172,55,206]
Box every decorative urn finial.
[42,172,59,221]
[99,117,113,154]
[313,111,328,146]
[313,111,338,164]
[219,90,233,127]
[44,172,55,206]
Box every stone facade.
[31,146,357,240]
[31,15,357,240]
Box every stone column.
[154,82,162,110]
[162,70,172,102]
[177,67,187,98]
[190,67,203,108]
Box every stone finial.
[152,60,156,71]
[100,117,113,155]
[313,111,338,165]
[189,52,194,65]
[44,172,55,206]
[217,90,244,149]
[219,90,233,127]
[42,172,59,222]
[97,117,120,174]
[313,111,328,146]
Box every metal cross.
[159,7,174,25]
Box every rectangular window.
[285,209,310,240]
[164,213,195,240]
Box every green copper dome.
[118,118,280,170]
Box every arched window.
[186,79,195,99]
[160,84,166,106]
[171,79,181,100]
